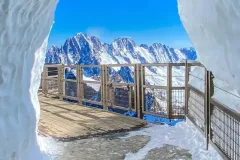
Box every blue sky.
[48,0,192,48]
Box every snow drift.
[0,0,58,159]
[178,0,240,112]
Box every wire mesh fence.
[186,63,240,159]
[208,84,240,159]
[141,63,186,118]
[44,66,59,96]
[64,81,77,98]
[106,64,136,111]
[188,86,205,133]
[107,65,135,84]
[172,66,185,87]
[172,89,185,116]
[210,100,240,160]
[83,82,101,102]
[144,65,167,86]
[80,65,103,105]
[144,88,168,116]
[112,87,131,109]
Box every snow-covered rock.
[178,0,240,113]
[0,0,58,159]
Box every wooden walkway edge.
[38,95,147,141]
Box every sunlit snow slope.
[0,0,58,159]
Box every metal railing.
[41,64,61,96]
[41,62,240,159]
[141,63,186,119]
[185,62,240,160]
[41,63,188,118]
[105,64,137,111]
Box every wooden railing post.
[58,64,64,100]
[167,63,172,118]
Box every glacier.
[0,0,58,159]
[178,0,240,113]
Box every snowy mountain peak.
[152,43,163,49]
[76,32,87,39]
[45,33,197,65]
[140,44,149,49]
[113,37,136,52]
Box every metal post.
[208,71,214,149]
[167,64,172,118]
[138,64,144,119]
[62,65,65,98]
[106,65,112,107]
[77,65,81,105]
[109,85,115,107]
[111,85,114,108]
[58,65,64,100]
[128,86,132,110]
[204,69,210,150]
[79,66,83,105]
[42,66,48,95]
[184,60,190,120]
[101,65,107,110]
[134,64,137,111]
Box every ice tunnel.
[0,0,58,159]
[178,0,240,95]
[0,0,240,159]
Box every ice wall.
[0,0,58,159]
[177,0,240,94]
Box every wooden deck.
[38,94,147,140]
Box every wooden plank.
[40,111,98,137]
[38,94,146,139]
[41,105,68,113]
[58,112,95,121]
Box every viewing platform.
[38,93,146,140]
[39,62,240,159]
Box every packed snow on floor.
[178,0,240,113]
[38,136,64,160]
[124,120,221,160]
